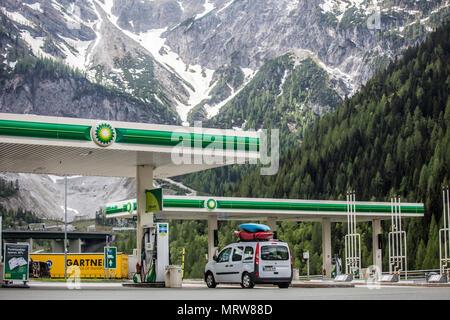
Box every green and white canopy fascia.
[0,113,260,178]
[105,196,424,222]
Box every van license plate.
[263,266,275,271]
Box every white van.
[204,240,292,288]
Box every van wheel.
[205,272,216,288]
[241,272,255,289]
[277,282,290,288]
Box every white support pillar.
[27,238,33,252]
[372,219,382,272]
[322,217,332,278]
[266,217,277,232]
[69,238,82,253]
[51,239,64,253]
[136,165,154,265]
[208,214,218,261]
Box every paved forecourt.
[1,280,449,301]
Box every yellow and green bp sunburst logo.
[91,122,116,147]
[206,198,217,210]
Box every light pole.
[64,175,68,280]
[303,251,310,280]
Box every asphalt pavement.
[1,280,450,300]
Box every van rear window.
[261,246,289,260]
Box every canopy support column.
[322,217,332,278]
[372,219,382,272]
[208,214,218,261]
[136,165,154,266]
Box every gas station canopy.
[105,195,424,222]
[0,113,260,178]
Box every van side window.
[217,247,232,263]
[232,246,244,261]
[244,246,254,261]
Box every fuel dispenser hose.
[147,262,156,283]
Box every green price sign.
[3,243,29,281]
[146,188,163,212]
[104,246,117,270]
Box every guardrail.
[386,269,441,280]
[295,269,441,281]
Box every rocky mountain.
[2,0,448,124]
[0,0,449,220]
[0,172,195,221]
[0,11,181,124]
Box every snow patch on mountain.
[278,69,289,97]
[19,30,49,58]
[1,8,33,27]
[319,0,368,22]
[217,0,234,14]
[96,0,119,25]
[23,2,43,13]
[195,0,215,20]
[116,27,214,123]
[59,36,92,71]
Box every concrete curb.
[290,282,355,288]
[375,282,450,287]
[122,282,165,288]
[183,280,355,288]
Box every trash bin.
[293,268,299,281]
[165,265,182,288]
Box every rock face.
[0,173,136,221]
[2,0,448,120]
[164,0,448,96]
[0,73,178,124]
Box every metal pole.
[307,257,310,280]
[349,192,354,274]
[182,247,185,279]
[389,198,394,274]
[346,192,349,274]
[64,175,68,280]
[398,197,403,274]
[352,190,361,277]
[394,197,399,274]
[444,188,448,267]
[0,216,2,263]
[403,231,408,280]
[447,187,450,272]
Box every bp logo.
[206,198,217,210]
[126,202,133,212]
[91,122,116,147]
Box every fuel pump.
[138,223,169,283]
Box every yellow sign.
[146,188,163,212]
[30,253,128,279]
